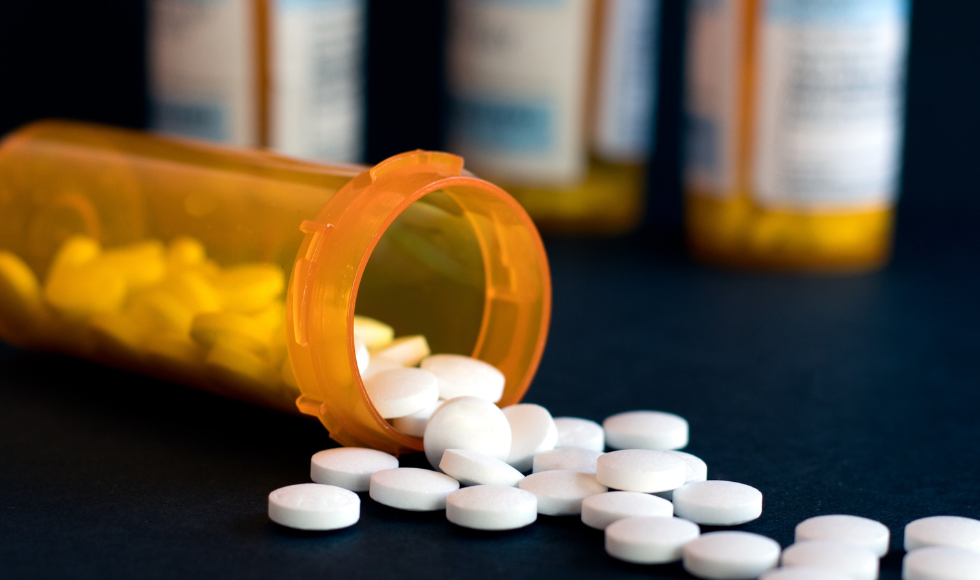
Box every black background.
[2,2,980,579]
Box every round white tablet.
[760,568,851,580]
[603,410,689,450]
[369,468,460,511]
[420,354,506,402]
[582,491,674,530]
[781,541,879,580]
[553,417,605,452]
[391,399,443,438]
[795,514,891,557]
[310,447,399,492]
[361,357,404,379]
[268,483,360,530]
[656,450,708,500]
[518,470,608,516]
[605,516,701,564]
[423,396,512,469]
[595,449,687,493]
[672,481,763,526]
[902,546,980,580]
[683,531,781,579]
[445,485,538,531]
[439,449,525,487]
[532,448,603,474]
[905,516,980,553]
[503,404,558,472]
[363,367,439,419]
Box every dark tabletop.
[2,207,978,579]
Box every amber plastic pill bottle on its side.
[0,121,551,455]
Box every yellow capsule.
[166,236,207,271]
[47,235,100,277]
[370,335,430,367]
[353,315,395,349]
[0,251,48,340]
[190,311,273,353]
[44,261,128,319]
[143,332,204,369]
[205,341,276,391]
[161,270,222,314]
[88,311,147,353]
[214,264,284,313]
[100,240,166,290]
[127,289,195,335]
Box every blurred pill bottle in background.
[444,0,660,234]
[147,0,365,162]
[684,0,911,271]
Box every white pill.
[655,450,709,500]
[439,449,525,487]
[503,404,558,472]
[423,396,512,469]
[352,315,394,349]
[795,514,891,557]
[391,399,443,438]
[760,568,851,580]
[595,449,687,493]
[672,480,763,526]
[781,541,879,580]
[363,367,440,419]
[445,485,538,531]
[420,354,506,403]
[902,546,980,580]
[354,337,370,375]
[905,516,980,553]
[370,334,430,367]
[310,447,399,492]
[533,448,602,475]
[361,357,405,379]
[582,491,674,530]
[683,531,781,579]
[605,516,701,564]
[268,483,360,530]
[603,410,689,450]
[553,417,605,452]
[369,468,460,511]
[518,470,608,516]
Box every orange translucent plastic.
[0,121,551,455]
[685,0,896,272]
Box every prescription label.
[148,0,257,145]
[752,0,910,210]
[270,0,365,162]
[684,0,744,197]
[446,0,593,186]
[593,0,660,164]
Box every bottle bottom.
[501,158,645,235]
[686,192,894,273]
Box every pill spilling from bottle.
[265,315,980,579]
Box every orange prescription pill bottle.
[0,121,551,455]
[684,0,911,271]
[445,0,659,234]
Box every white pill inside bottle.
[420,354,505,402]
[363,367,440,419]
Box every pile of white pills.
[265,317,980,578]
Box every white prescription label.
[752,0,910,211]
[270,0,365,162]
[446,0,593,186]
[684,0,744,197]
[148,0,257,146]
[593,0,660,164]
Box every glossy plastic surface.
[0,121,551,454]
